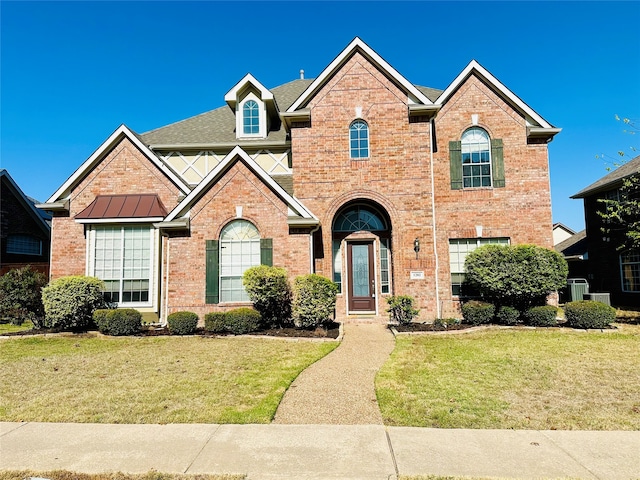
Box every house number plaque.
[410,271,425,280]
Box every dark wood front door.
[347,241,375,312]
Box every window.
[243,100,260,135]
[349,120,369,158]
[332,240,342,293]
[621,250,640,292]
[380,238,390,294]
[219,220,261,302]
[6,234,42,255]
[449,238,509,295]
[461,127,491,188]
[92,226,153,305]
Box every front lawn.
[377,324,640,430]
[0,335,337,424]
[0,320,33,335]
[0,472,244,480]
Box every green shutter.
[491,139,505,188]
[260,238,273,266]
[449,141,463,190]
[205,240,219,304]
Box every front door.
[347,241,375,312]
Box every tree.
[597,116,639,251]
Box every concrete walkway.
[273,322,395,424]
[2,422,639,479]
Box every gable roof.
[43,125,191,207]
[555,229,588,259]
[141,79,313,148]
[0,169,51,235]
[436,60,560,138]
[287,37,435,112]
[571,155,640,199]
[163,146,318,226]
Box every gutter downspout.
[163,235,170,325]
[429,119,442,319]
[309,224,321,274]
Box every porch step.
[338,315,388,324]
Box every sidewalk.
[2,422,639,479]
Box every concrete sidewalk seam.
[540,431,602,480]
[384,426,399,480]
[184,424,222,474]
[0,421,29,438]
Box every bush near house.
[461,300,495,325]
[464,244,568,310]
[167,311,199,335]
[0,266,48,327]
[204,308,261,335]
[386,295,420,325]
[94,308,142,336]
[495,305,520,325]
[565,301,616,329]
[204,312,227,333]
[41,276,105,331]
[523,305,558,327]
[243,265,292,327]
[292,274,338,328]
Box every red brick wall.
[50,136,183,279]
[291,55,553,320]
[164,159,310,320]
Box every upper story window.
[243,100,260,135]
[349,120,369,159]
[6,234,42,255]
[461,127,492,188]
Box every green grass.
[0,320,33,334]
[377,324,640,430]
[0,334,337,424]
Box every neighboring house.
[1,169,51,276]
[555,229,589,281]
[571,155,640,307]
[38,38,560,322]
[552,223,576,246]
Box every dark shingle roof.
[572,155,640,198]
[140,79,314,147]
[555,229,587,257]
[416,85,443,103]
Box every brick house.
[39,38,560,323]
[1,169,51,276]
[571,155,640,307]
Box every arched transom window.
[220,220,260,302]
[349,120,369,159]
[243,100,260,135]
[461,127,492,188]
[333,205,387,232]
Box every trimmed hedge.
[523,305,558,327]
[243,265,291,327]
[41,276,105,330]
[496,305,520,325]
[0,266,48,327]
[565,301,615,329]
[167,311,199,335]
[225,308,262,335]
[94,308,142,336]
[461,301,495,326]
[204,308,261,335]
[386,295,420,325]
[292,274,338,328]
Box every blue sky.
[2,1,639,232]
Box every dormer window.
[243,100,260,135]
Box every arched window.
[243,100,260,135]
[349,120,369,158]
[333,205,387,232]
[219,220,261,302]
[461,127,492,188]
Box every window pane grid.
[220,220,261,303]
[350,120,369,159]
[243,100,260,135]
[6,235,42,255]
[461,127,491,188]
[621,250,640,292]
[449,238,509,295]
[380,238,390,294]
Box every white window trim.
[237,93,267,139]
[349,119,370,159]
[620,251,640,293]
[449,237,510,296]
[87,225,157,308]
[461,127,492,189]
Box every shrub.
[41,276,105,330]
[292,274,338,328]
[496,305,520,325]
[386,295,420,325]
[523,305,558,327]
[225,308,262,335]
[167,311,199,335]
[433,318,461,330]
[0,266,48,327]
[565,301,615,329]
[94,308,142,336]
[464,244,568,310]
[243,265,291,327]
[204,312,227,333]
[461,300,495,326]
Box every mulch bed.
[392,322,472,333]
[1,322,341,339]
